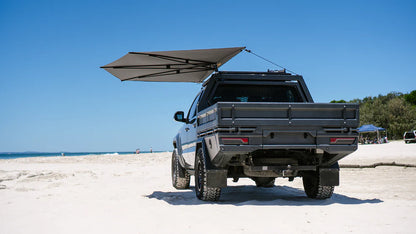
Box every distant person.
[136,149,140,154]
[359,136,364,144]
[150,147,153,153]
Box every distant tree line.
[331,90,416,140]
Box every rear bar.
[220,144,357,154]
[249,165,316,171]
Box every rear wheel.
[303,171,334,199]
[171,151,190,189]
[195,148,221,201]
[252,177,275,187]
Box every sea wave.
[102,153,120,156]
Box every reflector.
[330,138,355,144]
[221,137,249,145]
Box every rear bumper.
[209,144,357,168]
[219,144,357,154]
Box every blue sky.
[0,0,415,152]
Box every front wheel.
[195,148,221,201]
[171,151,190,189]
[303,171,334,199]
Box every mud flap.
[178,161,187,178]
[201,140,227,188]
[206,170,228,187]
[319,168,339,186]
[174,149,187,178]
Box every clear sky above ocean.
[0,0,415,152]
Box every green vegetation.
[331,90,416,140]
[330,99,347,103]
[404,90,416,106]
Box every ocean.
[0,151,151,159]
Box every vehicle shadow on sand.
[145,185,383,206]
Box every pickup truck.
[172,71,359,201]
[100,47,359,201]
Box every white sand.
[1,141,415,234]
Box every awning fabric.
[101,47,246,83]
[358,124,386,133]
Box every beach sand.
[1,141,415,233]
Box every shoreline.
[0,151,168,160]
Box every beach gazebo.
[358,124,387,143]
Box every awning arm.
[100,52,218,81]
[100,52,218,70]
[124,68,214,81]
[129,52,217,65]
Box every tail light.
[330,137,356,144]
[221,137,249,145]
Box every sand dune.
[1,142,415,233]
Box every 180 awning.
[101,47,245,83]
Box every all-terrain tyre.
[171,151,190,189]
[252,177,275,187]
[302,171,334,199]
[195,148,221,201]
